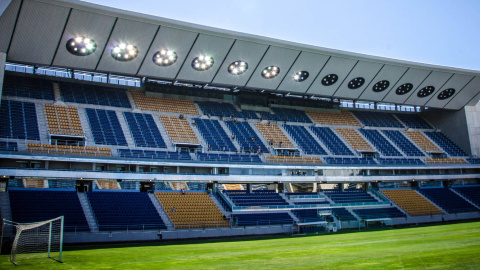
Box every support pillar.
[246,183,252,193]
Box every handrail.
[232,201,389,211]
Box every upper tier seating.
[224,190,289,206]
[307,110,360,126]
[352,111,404,128]
[418,188,478,213]
[24,179,45,188]
[9,189,89,231]
[159,115,199,144]
[377,158,424,165]
[44,104,83,136]
[123,112,166,148]
[197,102,258,119]
[259,108,312,123]
[117,149,191,161]
[223,184,244,190]
[382,130,424,156]
[266,155,323,164]
[60,81,131,108]
[353,207,406,219]
[48,179,76,189]
[310,126,353,155]
[424,131,468,156]
[324,157,376,165]
[452,186,480,207]
[335,128,374,151]
[360,129,402,156]
[254,123,294,148]
[86,191,167,231]
[0,100,40,140]
[395,114,432,129]
[225,121,268,152]
[284,125,327,155]
[195,118,236,151]
[197,153,262,163]
[423,158,468,165]
[3,74,55,100]
[403,131,441,152]
[130,90,197,114]
[0,141,18,151]
[96,180,120,190]
[85,108,127,146]
[187,182,207,191]
[156,192,229,229]
[231,212,294,226]
[380,189,444,216]
[323,189,378,204]
[467,158,480,164]
[27,143,112,157]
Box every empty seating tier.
[195,118,236,151]
[360,129,402,156]
[418,188,478,213]
[403,131,441,152]
[423,158,467,165]
[9,189,89,231]
[160,115,199,144]
[231,212,294,226]
[266,155,323,164]
[224,190,289,206]
[117,149,191,161]
[270,108,312,123]
[44,104,83,136]
[225,121,268,152]
[27,143,112,157]
[377,158,423,165]
[197,153,262,163]
[96,180,120,190]
[452,186,480,207]
[323,189,378,204]
[335,128,373,151]
[3,73,55,100]
[156,192,229,229]
[123,112,166,148]
[284,125,327,155]
[86,108,127,146]
[353,207,406,219]
[380,189,444,216]
[330,208,357,221]
[87,191,167,231]
[223,184,244,190]
[292,209,325,223]
[382,130,424,156]
[0,100,40,140]
[130,90,197,114]
[324,157,376,165]
[352,111,404,128]
[60,81,131,108]
[48,180,76,189]
[254,123,294,149]
[197,101,258,119]
[310,126,353,156]
[395,114,432,129]
[424,131,468,156]
[307,110,360,126]
[24,179,45,188]
[0,141,18,151]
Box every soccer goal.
[1,216,64,265]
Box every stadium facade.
[0,0,479,244]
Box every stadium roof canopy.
[1,0,480,110]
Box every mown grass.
[1,221,479,269]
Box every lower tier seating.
[224,190,289,207]
[323,189,378,204]
[0,141,17,151]
[353,207,406,219]
[266,155,323,164]
[418,188,478,213]
[231,212,294,226]
[324,157,376,165]
[452,186,480,207]
[27,143,112,157]
[197,153,262,163]
[380,189,444,216]
[117,149,191,161]
[331,208,357,221]
[291,209,324,223]
[423,158,467,165]
[377,158,424,165]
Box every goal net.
[1,216,64,265]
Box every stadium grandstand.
[0,0,480,246]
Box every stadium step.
[153,114,176,151]
[414,189,448,213]
[209,193,231,218]
[0,192,14,237]
[288,211,300,223]
[218,120,241,151]
[450,188,480,209]
[188,117,208,149]
[331,128,359,157]
[115,110,136,148]
[305,125,334,156]
[35,102,50,144]
[278,193,294,206]
[52,82,62,103]
[249,121,273,154]
[148,193,174,230]
[77,107,96,147]
[77,192,99,233]
[126,91,137,110]
[346,208,361,221]
[277,124,301,153]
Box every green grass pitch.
[1,221,480,269]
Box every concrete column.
[0,52,5,108]
[246,183,252,193]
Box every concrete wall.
[0,52,6,107]
[465,103,480,157]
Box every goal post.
[1,216,64,265]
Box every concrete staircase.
[209,193,231,218]
[376,130,407,158]
[148,193,174,230]
[218,120,242,151]
[115,110,136,148]
[279,193,294,206]
[288,211,300,223]
[52,82,63,103]
[414,189,448,213]
[331,127,360,157]
[450,188,480,209]
[304,125,333,156]
[77,192,98,232]
[35,103,50,144]
[125,90,137,110]
[0,192,14,237]
[277,124,302,152]
[153,114,176,151]
[346,208,362,221]
[249,121,274,154]
[187,117,208,150]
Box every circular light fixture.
[66,36,97,56]
[417,86,435,98]
[437,88,455,100]
[261,66,280,79]
[395,83,413,95]
[228,61,248,75]
[111,43,138,61]
[372,80,390,92]
[293,71,309,82]
[348,77,365,89]
[321,74,338,86]
[192,55,214,71]
[153,49,177,66]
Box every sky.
[84,0,480,71]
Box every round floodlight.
[417,86,435,98]
[321,74,338,86]
[348,77,365,89]
[228,61,248,75]
[261,66,280,79]
[153,49,177,66]
[66,36,97,56]
[111,43,138,61]
[395,83,413,95]
[293,71,309,82]
[192,55,214,71]
[437,88,455,100]
[372,80,390,92]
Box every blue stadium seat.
[324,157,376,165]
[60,81,131,108]
[395,114,432,129]
[225,121,267,152]
[224,190,289,206]
[418,187,477,213]
[85,108,127,146]
[424,131,467,156]
[452,186,480,207]
[310,126,353,156]
[0,141,18,151]
[377,158,424,165]
[196,153,262,163]
[194,118,236,152]
[360,129,402,156]
[117,149,191,161]
[353,207,406,219]
[123,112,166,148]
[323,189,378,204]
[231,212,294,226]
[259,108,312,123]
[0,100,40,140]
[352,111,404,128]
[284,125,327,155]
[2,74,55,100]
[197,101,258,119]
[382,130,424,156]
